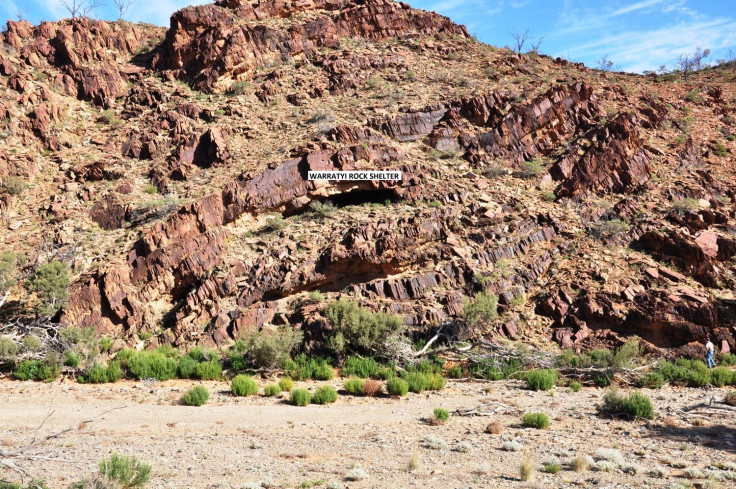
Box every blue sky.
[1,0,734,73]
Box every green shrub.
[226,340,249,372]
[291,388,311,406]
[278,377,294,392]
[612,339,641,368]
[709,367,735,387]
[461,291,498,327]
[447,365,463,378]
[526,369,557,391]
[239,326,303,369]
[99,337,113,353]
[79,361,122,384]
[314,363,335,381]
[187,346,207,362]
[342,356,379,378]
[36,360,60,382]
[231,375,259,396]
[522,412,550,429]
[98,453,152,488]
[375,366,396,380]
[196,361,222,380]
[344,378,365,394]
[519,158,544,178]
[404,372,429,393]
[64,350,80,368]
[3,176,28,196]
[283,354,320,380]
[309,290,325,302]
[386,377,409,396]
[594,373,612,387]
[312,385,338,404]
[426,374,446,390]
[718,353,736,366]
[569,381,582,392]
[27,261,70,316]
[177,355,198,379]
[639,372,664,389]
[325,299,402,356]
[591,219,631,240]
[469,357,524,380]
[0,336,18,361]
[22,335,43,352]
[413,358,444,375]
[128,351,178,380]
[601,387,654,419]
[658,359,710,387]
[0,480,49,489]
[555,350,580,368]
[542,463,562,474]
[433,407,450,423]
[14,359,40,380]
[263,384,281,396]
[580,348,614,368]
[182,386,209,406]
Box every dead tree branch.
[0,406,126,473]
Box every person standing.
[706,337,717,368]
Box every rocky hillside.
[1,0,735,358]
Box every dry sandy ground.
[1,377,735,488]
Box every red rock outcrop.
[634,230,718,287]
[63,141,409,334]
[373,83,603,167]
[152,0,467,92]
[548,113,651,197]
[10,18,164,106]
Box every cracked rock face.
[1,0,735,356]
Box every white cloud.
[610,0,667,17]
[557,18,736,72]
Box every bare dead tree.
[676,47,711,81]
[529,34,545,54]
[0,406,126,479]
[509,28,531,54]
[60,0,103,19]
[113,0,135,21]
[597,55,614,72]
[16,7,29,22]
[676,53,695,81]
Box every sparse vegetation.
[181,386,209,406]
[290,388,311,406]
[238,326,303,369]
[231,375,259,396]
[28,261,70,316]
[520,452,535,481]
[97,453,152,488]
[461,291,498,327]
[312,385,338,404]
[522,412,550,429]
[325,299,402,356]
[278,377,294,392]
[342,356,379,378]
[525,369,557,391]
[386,377,409,396]
[433,407,450,424]
[343,378,364,394]
[263,383,281,396]
[600,387,654,419]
